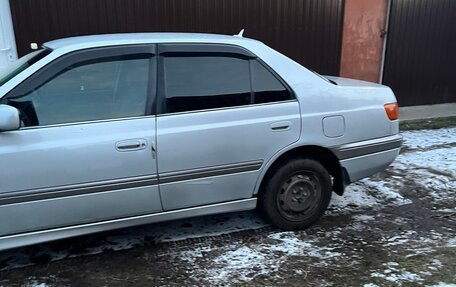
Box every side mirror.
[0,104,20,131]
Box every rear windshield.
[0,49,51,87]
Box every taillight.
[384,102,399,120]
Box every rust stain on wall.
[340,0,387,83]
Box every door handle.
[271,121,291,131]
[115,139,147,152]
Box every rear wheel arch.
[256,145,348,198]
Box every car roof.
[43,33,262,51]
[39,33,316,89]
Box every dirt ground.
[0,122,455,287]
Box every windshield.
[0,49,51,87]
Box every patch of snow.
[362,179,412,205]
[447,238,456,247]
[383,261,399,267]
[352,214,375,222]
[209,246,269,282]
[415,231,446,245]
[387,148,456,206]
[439,208,456,213]
[171,244,214,264]
[267,232,343,260]
[395,148,456,178]
[329,183,379,213]
[428,258,443,271]
[402,128,456,150]
[20,278,50,287]
[426,283,456,287]
[171,231,344,285]
[405,247,435,258]
[363,284,380,287]
[371,271,422,283]
[392,217,409,225]
[266,232,315,254]
[383,231,417,246]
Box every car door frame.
[154,43,301,211]
[155,43,297,114]
[0,44,162,237]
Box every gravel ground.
[0,127,455,287]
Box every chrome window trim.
[11,115,156,131]
[157,99,298,117]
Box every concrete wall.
[340,0,388,83]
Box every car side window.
[251,60,292,104]
[163,55,251,113]
[4,54,151,127]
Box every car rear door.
[156,43,301,210]
[0,45,161,236]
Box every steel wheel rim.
[276,171,322,222]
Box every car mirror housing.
[0,104,21,132]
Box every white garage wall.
[0,0,18,72]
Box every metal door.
[382,0,456,106]
[9,0,344,76]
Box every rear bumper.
[332,135,402,183]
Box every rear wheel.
[259,158,332,230]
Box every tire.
[259,158,332,230]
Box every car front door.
[0,45,161,236]
[156,44,301,211]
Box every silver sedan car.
[0,33,402,250]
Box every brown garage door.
[382,0,456,106]
[10,0,344,75]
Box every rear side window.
[163,55,251,113]
[251,60,292,104]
